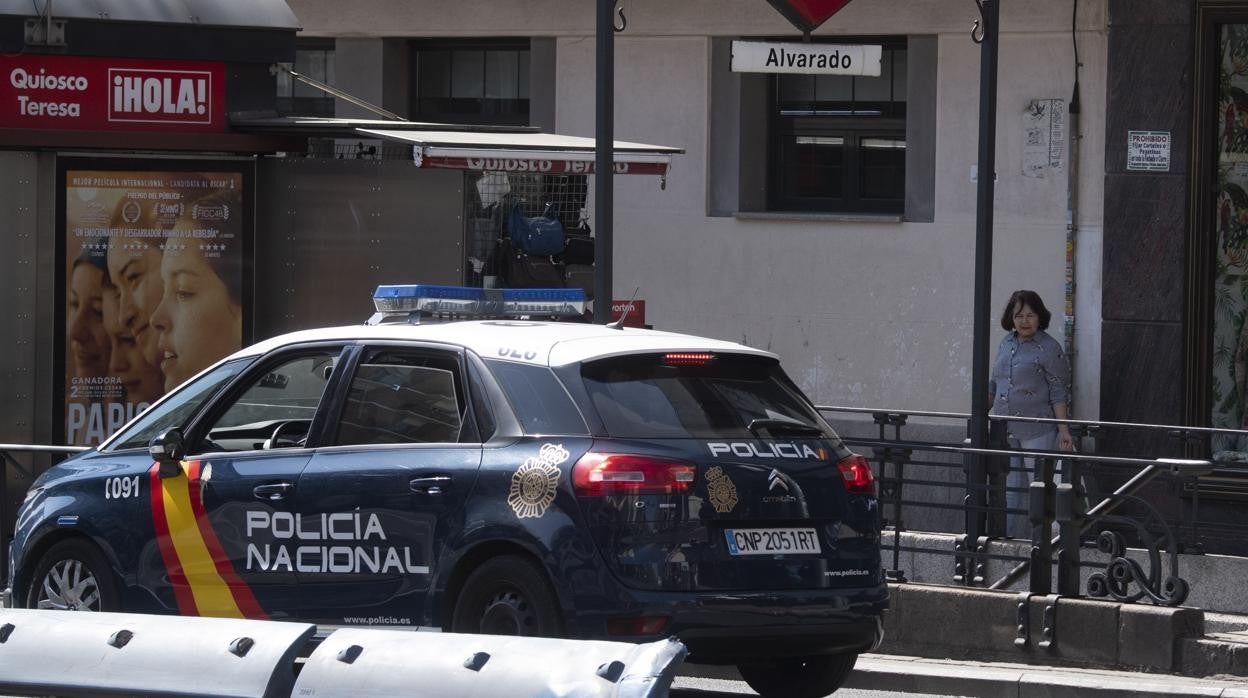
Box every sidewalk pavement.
[680,653,1248,697]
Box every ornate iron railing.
[818,406,1246,606]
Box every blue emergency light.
[368,284,587,324]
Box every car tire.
[24,539,120,612]
[737,653,858,698]
[450,555,563,637]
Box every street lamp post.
[593,0,615,323]
[967,0,1000,544]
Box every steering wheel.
[266,420,308,449]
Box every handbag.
[562,233,595,266]
[508,202,566,256]
[505,253,565,288]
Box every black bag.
[562,233,595,266]
[508,202,566,256]
[564,264,594,298]
[504,251,564,288]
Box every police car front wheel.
[737,653,857,698]
[450,555,563,637]
[25,539,119,612]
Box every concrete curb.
[847,656,1248,697]
[681,655,1248,697]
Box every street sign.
[765,0,856,34]
[731,41,881,75]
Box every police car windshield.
[580,354,836,440]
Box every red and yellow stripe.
[149,461,267,619]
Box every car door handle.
[410,475,452,495]
[253,483,294,501]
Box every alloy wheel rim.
[37,559,101,611]
[479,589,533,635]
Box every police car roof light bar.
[368,284,587,324]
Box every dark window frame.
[276,38,336,118]
[767,39,908,214]
[409,38,531,126]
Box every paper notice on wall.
[1127,130,1172,172]
[1023,99,1067,178]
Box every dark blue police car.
[6,285,887,698]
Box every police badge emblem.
[705,465,739,514]
[508,443,569,518]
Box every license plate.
[724,527,821,556]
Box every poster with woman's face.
[64,169,244,446]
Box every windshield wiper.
[747,418,824,437]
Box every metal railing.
[818,406,1248,606]
[3,415,1244,609]
[0,444,89,584]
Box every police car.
[7,285,887,698]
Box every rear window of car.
[485,359,589,435]
[579,353,838,440]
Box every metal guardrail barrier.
[297,628,686,698]
[818,404,1241,606]
[0,609,316,697]
[0,609,688,698]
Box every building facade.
[291,0,1109,422]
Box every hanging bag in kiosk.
[509,202,566,256]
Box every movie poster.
[63,169,244,446]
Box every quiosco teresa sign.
[730,41,881,76]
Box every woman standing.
[989,290,1073,538]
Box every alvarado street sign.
[765,0,856,34]
[731,41,881,76]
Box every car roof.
[235,321,778,368]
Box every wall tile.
[1102,173,1187,323]
[1099,320,1184,457]
[1109,0,1193,27]
[1105,24,1193,176]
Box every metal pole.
[593,0,615,323]
[966,0,1000,542]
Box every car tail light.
[837,454,877,495]
[663,352,714,366]
[572,453,695,496]
[606,615,669,636]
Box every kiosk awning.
[358,128,682,177]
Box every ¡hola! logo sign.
[108,68,214,125]
[1,55,225,132]
[765,0,856,34]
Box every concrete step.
[682,654,1248,698]
[887,529,1248,616]
[1206,611,1248,635]
[1181,636,1248,678]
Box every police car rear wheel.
[451,556,562,637]
[737,653,857,698]
[26,540,119,612]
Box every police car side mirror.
[149,429,186,479]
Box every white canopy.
[359,128,681,176]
